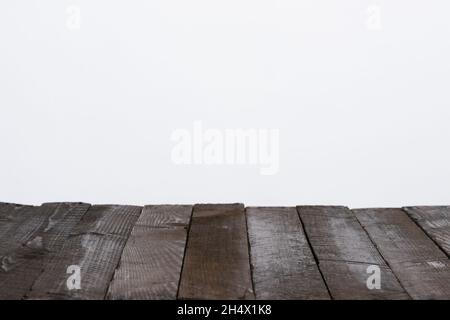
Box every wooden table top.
[1,202,449,300]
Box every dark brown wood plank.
[107,205,192,300]
[404,206,450,257]
[0,203,91,300]
[28,205,142,300]
[246,207,330,299]
[1,203,60,299]
[355,208,450,299]
[298,206,409,299]
[178,204,254,300]
[0,203,48,258]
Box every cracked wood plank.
[27,205,142,300]
[178,204,254,300]
[246,207,330,299]
[355,208,450,299]
[0,203,91,300]
[298,206,409,299]
[403,206,450,257]
[107,205,192,300]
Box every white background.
[1,1,449,208]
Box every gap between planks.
[2,202,450,300]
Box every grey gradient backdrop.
[1,1,449,207]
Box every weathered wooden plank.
[246,207,330,299]
[355,208,450,299]
[298,206,409,299]
[0,203,48,258]
[0,203,91,300]
[1,203,53,299]
[178,204,254,300]
[28,205,142,300]
[107,205,192,300]
[404,206,450,257]
[1,203,60,299]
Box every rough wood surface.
[355,208,450,299]
[404,206,450,257]
[247,207,330,299]
[28,205,142,300]
[298,206,409,299]
[0,203,91,300]
[1,203,48,299]
[178,204,254,300]
[0,204,47,258]
[2,201,450,300]
[107,205,192,300]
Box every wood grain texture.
[0,203,91,300]
[0,203,48,258]
[404,206,450,257]
[355,208,450,299]
[298,206,409,300]
[178,204,254,300]
[28,205,142,300]
[107,205,192,300]
[1,203,44,287]
[1,203,58,299]
[247,207,330,300]
[2,201,449,300]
